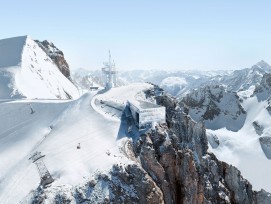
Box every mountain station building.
[127,100,166,130]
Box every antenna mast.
[101,50,117,89]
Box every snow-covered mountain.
[0,36,79,99]
[72,68,103,90]
[216,60,271,93]
[181,84,246,131]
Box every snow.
[0,83,151,203]
[93,83,153,121]
[0,93,120,203]
[186,85,246,131]
[0,36,79,99]
[96,83,153,104]
[207,95,271,192]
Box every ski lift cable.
[45,131,114,157]
[46,134,105,156]
[43,129,107,155]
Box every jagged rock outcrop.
[259,136,271,160]
[253,73,271,101]
[207,133,220,148]
[253,121,264,135]
[267,98,271,114]
[181,84,246,131]
[24,164,164,204]
[35,40,71,79]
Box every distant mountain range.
[73,60,271,97]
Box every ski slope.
[0,92,127,203]
[0,83,152,203]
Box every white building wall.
[128,101,166,130]
[139,107,166,129]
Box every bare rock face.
[267,98,271,114]
[259,136,271,160]
[35,40,71,79]
[253,73,271,101]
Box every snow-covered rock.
[218,61,270,93]
[0,36,79,99]
[181,84,246,131]
[259,136,271,159]
[253,121,264,135]
[207,132,220,148]
[253,73,271,101]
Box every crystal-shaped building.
[128,100,166,130]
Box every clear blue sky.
[0,0,271,70]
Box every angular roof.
[128,100,163,111]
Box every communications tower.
[101,50,117,89]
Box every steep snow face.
[0,36,79,99]
[182,84,246,131]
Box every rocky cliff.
[35,40,71,79]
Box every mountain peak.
[253,60,271,71]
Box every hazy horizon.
[1,0,271,71]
